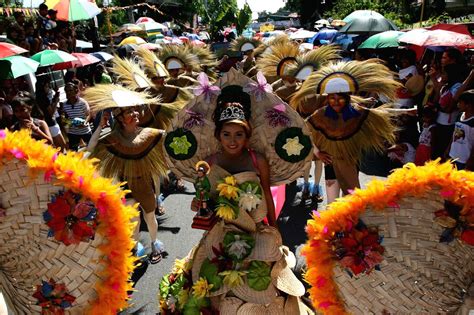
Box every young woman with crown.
[160,69,314,314]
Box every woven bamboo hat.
[0,130,137,314]
[163,68,313,186]
[303,162,474,314]
[270,255,306,297]
[235,296,285,314]
[231,279,279,305]
[247,226,282,262]
[283,296,314,315]
[219,297,244,314]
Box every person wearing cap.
[85,84,168,264]
[292,59,401,202]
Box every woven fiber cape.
[0,130,138,314]
[303,161,474,314]
[163,68,313,186]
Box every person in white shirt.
[448,90,474,170]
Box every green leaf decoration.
[183,295,210,315]
[239,181,262,197]
[223,232,255,261]
[164,128,198,160]
[170,273,187,297]
[275,127,312,163]
[247,260,271,291]
[159,274,170,298]
[199,258,223,291]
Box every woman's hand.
[316,151,332,164]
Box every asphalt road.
[124,170,384,314]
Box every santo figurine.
[193,161,211,216]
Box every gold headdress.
[253,34,291,57]
[187,44,218,68]
[229,36,262,53]
[110,56,153,90]
[258,42,299,78]
[135,47,169,78]
[291,58,402,108]
[158,45,199,70]
[83,84,162,115]
[286,45,340,81]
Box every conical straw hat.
[247,226,282,262]
[271,257,305,297]
[219,297,244,315]
[236,296,285,315]
[232,280,279,305]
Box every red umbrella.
[399,29,474,48]
[178,36,189,43]
[428,23,470,36]
[52,52,101,70]
[0,42,28,58]
[190,39,205,47]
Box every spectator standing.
[35,76,67,150]
[61,82,92,150]
[10,92,52,144]
[415,106,437,166]
[448,90,474,170]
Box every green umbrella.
[31,50,77,67]
[343,10,384,23]
[359,31,404,49]
[339,16,398,35]
[0,55,40,79]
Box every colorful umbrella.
[0,42,28,58]
[119,23,143,33]
[119,36,146,46]
[331,20,346,27]
[0,55,39,79]
[359,31,404,49]
[45,0,101,22]
[290,29,317,39]
[343,10,385,23]
[339,16,398,34]
[190,39,205,47]
[311,28,339,41]
[90,52,114,62]
[140,43,162,51]
[136,17,155,24]
[52,52,101,70]
[31,49,77,67]
[399,29,474,48]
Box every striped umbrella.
[45,0,101,22]
[31,49,77,67]
[0,55,39,79]
[0,42,28,58]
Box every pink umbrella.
[190,39,206,47]
[52,52,101,70]
[140,43,162,51]
[136,17,155,24]
[179,36,189,43]
[0,42,28,58]
[399,29,474,48]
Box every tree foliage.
[235,3,252,34]
[193,0,239,37]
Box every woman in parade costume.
[158,45,199,88]
[286,45,341,204]
[229,36,263,78]
[84,84,170,264]
[291,59,401,201]
[110,55,186,131]
[257,41,300,100]
[160,69,313,314]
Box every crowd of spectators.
[3,3,76,55]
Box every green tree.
[193,0,239,38]
[235,3,252,34]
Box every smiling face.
[327,93,349,113]
[219,123,249,156]
[118,106,142,128]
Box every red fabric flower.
[44,190,97,245]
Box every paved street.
[125,170,384,314]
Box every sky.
[237,0,286,19]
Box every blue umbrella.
[332,34,358,50]
[310,28,339,42]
